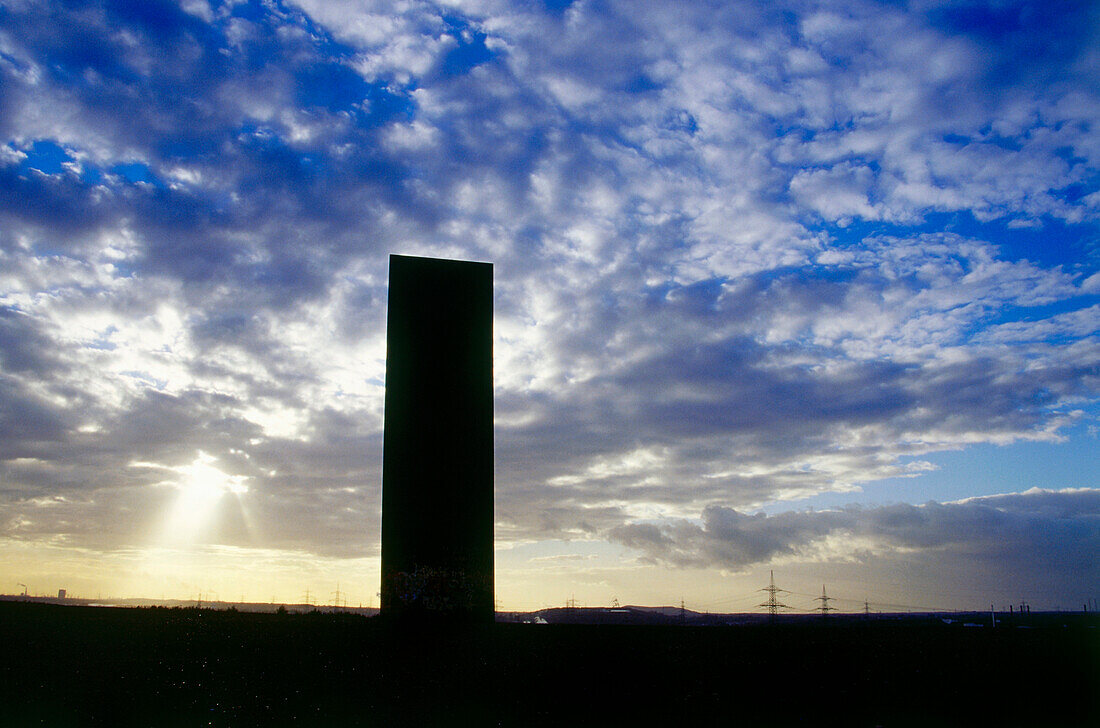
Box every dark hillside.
[1,602,1096,726]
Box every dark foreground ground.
[1,602,1096,727]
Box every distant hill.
[1,600,1096,726]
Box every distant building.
[57,589,66,599]
[380,255,494,621]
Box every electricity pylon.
[815,584,836,617]
[758,570,792,620]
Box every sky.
[1,0,1098,613]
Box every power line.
[696,592,761,610]
[784,589,948,614]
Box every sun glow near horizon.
[157,452,251,547]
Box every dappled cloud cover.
[1,0,1098,609]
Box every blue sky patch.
[18,140,72,176]
[111,162,159,186]
[438,17,497,78]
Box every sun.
[159,452,249,544]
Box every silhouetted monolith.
[380,254,493,621]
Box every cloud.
[609,488,1100,586]
[0,0,1097,602]
[492,229,1098,537]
